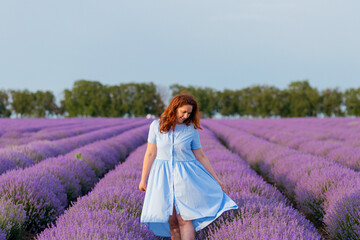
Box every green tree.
[344,88,360,116]
[319,88,344,117]
[63,80,164,117]
[257,86,283,117]
[33,90,57,117]
[56,98,66,116]
[245,86,262,117]
[117,82,164,117]
[0,90,11,118]
[108,85,129,117]
[63,80,111,117]
[131,83,164,117]
[277,90,291,117]
[234,89,248,116]
[218,89,238,116]
[10,90,35,118]
[283,80,320,117]
[238,87,255,117]
[243,85,288,118]
[62,89,79,117]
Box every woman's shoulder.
[152,119,160,124]
[185,122,198,131]
[150,119,160,128]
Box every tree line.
[1,79,359,118]
[171,81,358,118]
[0,80,164,118]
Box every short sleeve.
[191,129,202,149]
[147,120,157,144]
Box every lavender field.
[1,118,360,240]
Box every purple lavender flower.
[40,156,98,195]
[0,197,26,239]
[0,158,16,175]
[326,146,360,170]
[0,168,67,233]
[36,208,157,240]
[205,199,320,240]
[297,140,341,157]
[324,190,360,239]
[0,149,34,170]
[12,140,62,163]
[0,229,6,240]
[31,161,82,202]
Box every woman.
[139,94,238,240]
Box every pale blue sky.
[0,0,359,100]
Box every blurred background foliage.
[0,79,359,118]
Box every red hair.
[159,94,201,133]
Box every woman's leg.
[176,213,195,240]
[168,205,181,240]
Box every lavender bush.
[0,198,26,239]
[203,119,360,239]
[0,229,6,240]
[0,168,67,233]
[0,118,131,147]
[0,119,149,175]
[37,156,98,196]
[324,190,360,239]
[30,162,82,202]
[37,206,155,240]
[0,124,149,237]
[0,158,16,176]
[0,149,34,175]
[221,119,360,171]
[36,147,155,239]
[13,119,148,162]
[198,129,321,240]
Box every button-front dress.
[140,119,238,237]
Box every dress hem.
[140,203,239,237]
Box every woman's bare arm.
[192,148,225,192]
[139,142,157,192]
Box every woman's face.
[176,104,193,124]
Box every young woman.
[139,94,238,240]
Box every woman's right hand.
[216,179,226,193]
[139,180,147,193]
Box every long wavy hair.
[159,94,201,133]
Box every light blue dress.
[140,120,238,237]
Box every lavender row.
[35,144,155,240]
[221,119,360,171]
[197,129,320,239]
[0,119,149,175]
[36,128,321,240]
[223,118,360,147]
[0,119,144,175]
[259,117,360,140]
[0,125,149,239]
[204,119,360,239]
[0,118,83,137]
[0,118,128,134]
[0,118,133,147]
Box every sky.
[0,0,359,100]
